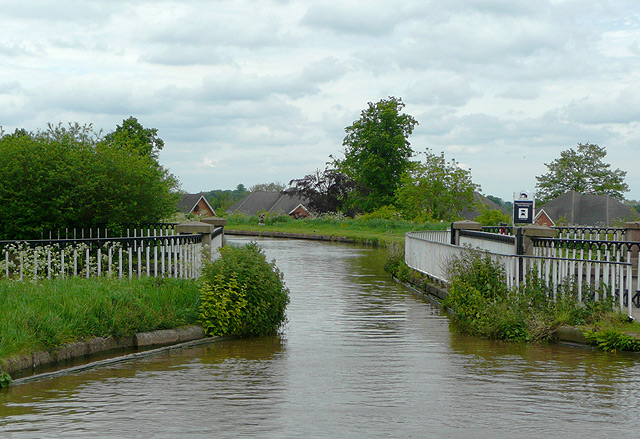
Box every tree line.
[282,97,632,222]
[0,118,178,240]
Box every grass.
[224,213,447,246]
[0,277,200,360]
[385,246,640,352]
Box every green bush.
[199,242,289,337]
[199,273,248,336]
[442,250,636,346]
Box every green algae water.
[1,237,639,438]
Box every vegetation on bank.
[385,246,640,352]
[224,212,448,246]
[199,243,289,337]
[0,277,201,361]
[0,119,178,240]
[0,242,290,385]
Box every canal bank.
[3,326,214,383]
[226,229,356,243]
[3,236,640,438]
[395,274,594,348]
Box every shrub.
[199,242,289,337]
[442,249,636,346]
[383,242,411,282]
[199,273,248,336]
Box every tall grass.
[0,277,200,359]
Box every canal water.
[1,237,640,438]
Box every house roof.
[178,193,215,215]
[536,191,638,226]
[459,192,508,221]
[229,191,310,216]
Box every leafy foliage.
[101,116,164,160]
[287,168,360,215]
[199,243,290,337]
[204,184,249,214]
[584,330,640,352]
[535,143,628,203]
[333,97,418,212]
[0,120,179,239]
[442,250,630,344]
[396,149,478,221]
[0,372,12,388]
[473,204,512,226]
[249,182,287,192]
[199,272,248,336]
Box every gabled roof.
[460,192,509,221]
[229,191,310,216]
[536,191,638,226]
[534,208,555,226]
[178,193,215,216]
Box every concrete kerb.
[4,326,221,386]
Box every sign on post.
[513,191,534,224]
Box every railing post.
[519,225,558,256]
[624,221,640,308]
[624,221,640,260]
[201,217,227,260]
[175,221,221,268]
[450,220,481,246]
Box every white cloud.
[0,0,638,201]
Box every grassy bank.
[386,247,640,352]
[224,213,446,246]
[0,277,200,360]
[0,242,291,386]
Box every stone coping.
[1,326,209,379]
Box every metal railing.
[1,233,204,281]
[405,229,640,315]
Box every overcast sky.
[1,0,639,202]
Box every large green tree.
[535,143,628,203]
[101,116,165,159]
[395,149,478,221]
[333,96,418,212]
[0,121,179,239]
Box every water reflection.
[1,237,640,438]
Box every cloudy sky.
[1,0,639,202]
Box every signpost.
[513,191,535,224]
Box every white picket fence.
[1,232,204,281]
[405,230,640,316]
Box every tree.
[0,122,178,239]
[535,143,628,203]
[101,116,165,160]
[204,185,249,213]
[473,205,512,226]
[333,96,418,212]
[287,168,360,215]
[395,149,478,222]
[249,182,286,192]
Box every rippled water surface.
[2,237,640,438]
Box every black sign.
[513,200,534,224]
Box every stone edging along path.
[3,326,226,386]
